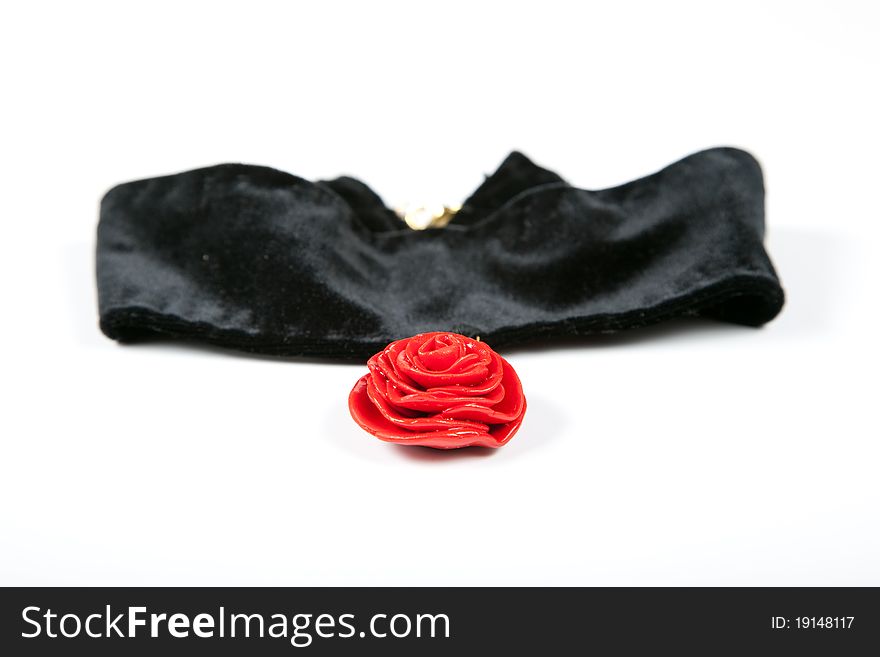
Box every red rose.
[348,332,526,449]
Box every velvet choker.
[96,148,785,358]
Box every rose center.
[418,335,463,371]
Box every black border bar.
[1,587,877,655]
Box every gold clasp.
[394,203,461,230]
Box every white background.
[1,1,878,585]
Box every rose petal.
[385,379,505,413]
[422,351,504,396]
[397,349,488,387]
[349,376,507,448]
[366,375,490,434]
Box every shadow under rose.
[389,444,499,462]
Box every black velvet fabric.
[96,148,784,358]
